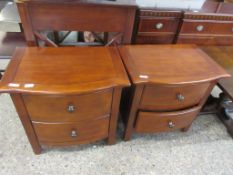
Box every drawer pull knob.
[71,130,78,138]
[177,94,185,101]
[155,23,164,30]
[196,25,204,32]
[168,121,175,128]
[67,104,76,113]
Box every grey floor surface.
[1,21,233,175]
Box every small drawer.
[33,117,109,145]
[23,89,112,122]
[135,34,175,44]
[180,21,233,35]
[135,106,201,133]
[140,83,210,111]
[138,18,180,33]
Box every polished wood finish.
[119,45,229,85]
[0,46,129,154]
[23,90,112,122]
[119,45,230,140]
[33,117,109,146]
[135,106,201,133]
[140,83,210,111]
[0,47,129,94]
[17,1,136,46]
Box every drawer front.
[140,83,210,111]
[23,89,112,122]
[135,106,201,133]
[180,21,233,35]
[135,34,175,44]
[33,117,109,145]
[138,18,180,33]
[177,35,233,45]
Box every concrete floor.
[1,22,233,175]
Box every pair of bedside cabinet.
[0,45,229,154]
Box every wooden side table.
[0,46,130,154]
[119,45,230,140]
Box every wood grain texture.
[33,117,109,146]
[119,45,230,85]
[0,47,130,94]
[135,106,201,133]
[23,89,112,122]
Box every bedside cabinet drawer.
[180,21,233,35]
[140,83,210,111]
[135,106,201,133]
[138,18,180,33]
[33,117,109,145]
[23,89,112,122]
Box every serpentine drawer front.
[0,47,130,154]
[119,45,230,141]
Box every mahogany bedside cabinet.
[119,45,230,141]
[0,46,130,154]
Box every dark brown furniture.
[201,46,233,138]
[134,1,233,45]
[17,0,136,46]
[119,45,230,140]
[0,46,130,154]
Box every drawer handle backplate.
[177,94,185,102]
[155,23,164,30]
[71,130,78,138]
[168,121,175,128]
[196,25,204,32]
[67,104,76,113]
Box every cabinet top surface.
[119,44,230,85]
[0,47,130,94]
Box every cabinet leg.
[107,88,122,145]
[123,85,144,141]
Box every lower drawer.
[177,35,233,45]
[135,34,175,44]
[135,106,201,133]
[33,117,109,146]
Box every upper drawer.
[180,20,233,35]
[138,18,180,33]
[140,83,210,111]
[23,89,112,122]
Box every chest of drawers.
[119,45,230,140]
[0,47,130,154]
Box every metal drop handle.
[67,104,76,113]
[71,130,77,138]
[168,121,175,128]
[155,23,164,30]
[177,94,185,102]
[196,25,204,32]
